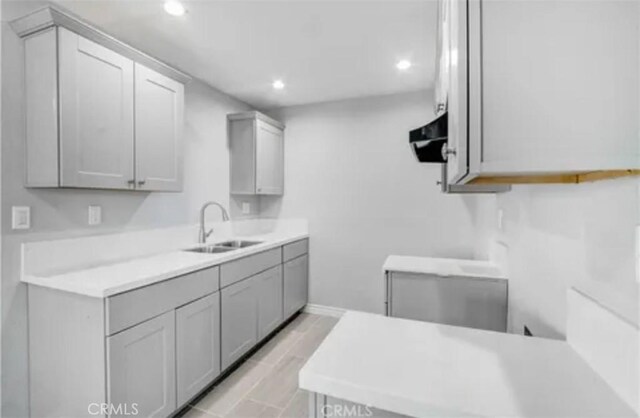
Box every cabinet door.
[134,63,184,192]
[107,311,176,417]
[176,293,220,406]
[257,265,284,340]
[444,0,469,184]
[284,255,309,318]
[255,120,284,195]
[389,272,507,332]
[221,277,258,370]
[58,28,135,189]
[480,0,638,173]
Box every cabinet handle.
[127,179,135,185]
[137,180,146,186]
[441,145,457,161]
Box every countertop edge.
[299,368,467,418]
[299,311,635,418]
[22,233,309,298]
[382,255,507,280]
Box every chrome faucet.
[199,201,230,244]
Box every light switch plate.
[12,206,31,230]
[88,205,102,226]
[242,202,251,215]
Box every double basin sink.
[185,240,263,254]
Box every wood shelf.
[468,170,640,186]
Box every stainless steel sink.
[184,240,263,254]
[216,240,263,249]
[185,246,235,254]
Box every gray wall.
[480,178,639,339]
[263,92,491,313]
[1,2,257,415]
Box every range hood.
[409,112,448,163]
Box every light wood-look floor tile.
[286,313,321,333]
[247,355,307,408]
[279,390,309,418]
[192,360,273,416]
[189,313,339,418]
[252,329,304,366]
[182,405,222,418]
[287,323,333,359]
[313,316,339,332]
[224,399,281,418]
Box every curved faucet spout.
[199,201,230,243]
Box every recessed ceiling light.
[272,80,285,90]
[396,60,412,71]
[164,1,186,16]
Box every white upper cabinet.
[255,120,285,195]
[134,64,184,192]
[441,0,639,186]
[229,112,285,195]
[444,0,468,185]
[58,28,135,189]
[13,6,189,191]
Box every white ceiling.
[20,0,438,109]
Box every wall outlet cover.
[242,202,251,215]
[88,205,102,226]
[12,206,31,230]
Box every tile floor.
[182,313,339,418]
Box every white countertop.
[22,231,308,298]
[383,255,506,280]
[299,311,635,418]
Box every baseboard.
[303,303,346,318]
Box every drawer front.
[282,239,308,262]
[107,267,219,335]
[389,272,507,332]
[220,247,282,288]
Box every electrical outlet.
[242,202,251,215]
[12,206,31,230]
[88,205,102,226]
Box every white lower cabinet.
[284,255,309,318]
[27,241,309,418]
[221,276,259,370]
[257,265,284,339]
[176,293,221,406]
[107,311,176,418]
[388,272,507,332]
[220,263,290,370]
[221,246,308,371]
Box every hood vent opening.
[409,112,448,163]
